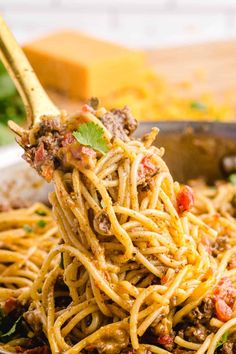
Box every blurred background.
[1,0,236,146]
[1,0,236,48]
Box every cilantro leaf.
[36,210,47,216]
[190,101,207,111]
[0,315,22,339]
[37,220,47,228]
[216,331,228,348]
[229,173,236,185]
[23,224,32,233]
[73,122,109,155]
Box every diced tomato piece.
[214,277,233,295]
[141,157,156,171]
[176,185,194,214]
[161,275,168,285]
[68,144,96,170]
[70,145,96,160]
[138,157,157,180]
[215,298,233,322]
[34,143,46,164]
[214,277,235,307]
[81,104,94,113]
[80,146,96,158]
[4,298,17,315]
[62,131,75,147]
[157,334,174,345]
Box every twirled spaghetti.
[1,105,236,353]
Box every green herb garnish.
[73,122,109,155]
[37,220,47,228]
[0,316,22,340]
[216,331,228,348]
[0,61,25,146]
[36,210,47,216]
[23,224,32,233]
[229,173,236,185]
[190,101,207,111]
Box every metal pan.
[136,121,236,183]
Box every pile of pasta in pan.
[0,104,236,354]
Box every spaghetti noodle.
[1,104,236,353]
[0,203,58,352]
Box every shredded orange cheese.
[101,70,235,121]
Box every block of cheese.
[23,31,145,100]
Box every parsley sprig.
[216,331,228,348]
[0,316,22,340]
[0,307,27,343]
[73,122,109,155]
[37,220,47,228]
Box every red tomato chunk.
[157,334,174,346]
[215,298,233,322]
[177,185,194,214]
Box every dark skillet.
[137,121,236,184]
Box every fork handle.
[0,16,60,126]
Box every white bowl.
[0,143,51,207]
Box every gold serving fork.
[0,16,60,137]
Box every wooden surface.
[49,39,236,112]
[147,40,236,99]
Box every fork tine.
[8,120,26,137]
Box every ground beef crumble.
[188,297,215,324]
[93,211,111,235]
[170,298,214,351]
[212,235,230,257]
[182,323,208,343]
[221,342,234,354]
[100,106,137,142]
[22,116,66,181]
